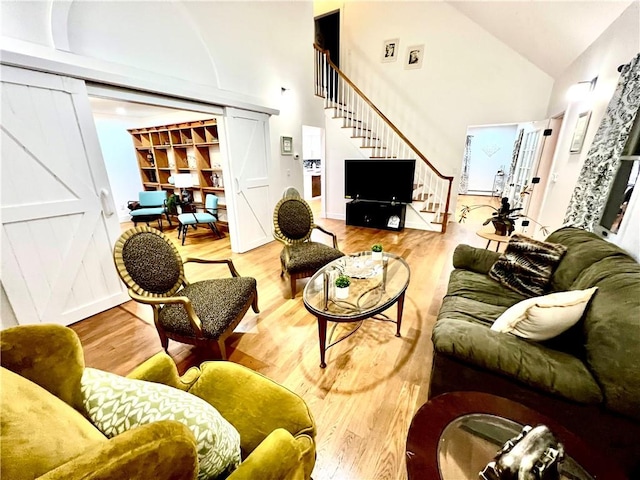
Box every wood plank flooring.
[71,200,489,480]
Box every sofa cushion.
[438,295,508,327]
[490,287,598,341]
[489,234,567,297]
[81,367,241,479]
[1,367,106,480]
[447,269,528,308]
[431,319,603,404]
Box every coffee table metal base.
[316,291,405,368]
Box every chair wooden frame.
[113,226,259,359]
[273,195,341,298]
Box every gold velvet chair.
[0,324,317,480]
[113,226,258,359]
[273,189,344,298]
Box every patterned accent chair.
[113,226,258,359]
[273,189,344,298]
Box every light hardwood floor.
[71,199,490,480]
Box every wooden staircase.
[314,44,454,233]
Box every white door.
[222,108,272,253]
[1,66,127,327]
[506,120,548,210]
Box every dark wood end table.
[406,392,626,480]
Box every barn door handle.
[100,188,115,217]
[234,177,241,193]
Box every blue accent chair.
[130,191,172,231]
[177,194,223,245]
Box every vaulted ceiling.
[448,1,636,78]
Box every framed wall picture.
[281,136,293,155]
[570,111,592,153]
[381,38,399,63]
[405,44,424,70]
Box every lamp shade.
[174,173,193,188]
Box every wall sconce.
[566,77,598,102]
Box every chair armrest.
[183,257,241,277]
[228,429,308,480]
[38,421,198,480]
[128,290,203,335]
[187,362,316,455]
[126,352,201,391]
[313,224,339,249]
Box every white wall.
[329,2,552,173]
[538,2,640,248]
[466,125,518,195]
[315,1,554,219]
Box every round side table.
[405,392,626,480]
[476,230,510,252]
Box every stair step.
[421,202,441,213]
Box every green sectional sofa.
[429,227,640,477]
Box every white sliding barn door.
[1,66,127,327]
[222,108,272,253]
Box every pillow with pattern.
[489,234,567,297]
[81,368,240,479]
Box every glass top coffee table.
[303,251,410,368]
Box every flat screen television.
[344,159,415,204]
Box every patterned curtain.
[564,53,640,230]
[458,134,472,194]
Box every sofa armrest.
[452,244,501,274]
[38,421,198,480]
[228,428,308,480]
[127,352,200,391]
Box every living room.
[1,1,639,479]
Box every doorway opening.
[87,96,228,241]
[457,118,561,239]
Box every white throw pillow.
[81,368,241,480]
[490,287,598,341]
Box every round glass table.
[406,392,626,480]
[303,251,410,368]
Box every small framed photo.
[281,136,293,155]
[405,44,424,70]
[381,38,399,63]
[570,111,591,153]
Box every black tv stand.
[346,200,406,231]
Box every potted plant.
[458,197,549,237]
[371,243,384,261]
[334,274,351,299]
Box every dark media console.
[346,200,406,231]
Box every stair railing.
[314,44,454,232]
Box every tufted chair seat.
[113,226,259,359]
[273,188,344,298]
[159,278,257,339]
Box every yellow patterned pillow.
[81,368,240,479]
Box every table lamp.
[174,173,193,202]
